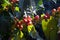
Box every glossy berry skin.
[23,18,27,23]
[23,15,27,18]
[57,7,60,12]
[27,17,32,22]
[44,13,50,19]
[52,9,56,16]
[23,15,28,23]
[16,21,22,27]
[27,15,32,20]
[17,24,23,30]
[34,15,39,20]
[16,21,23,30]
[52,9,56,13]
[46,13,50,19]
[19,25,23,30]
[27,15,31,18]
[27,15,32,25]
[10,0,19,3]
[27,21,32,25]
[44,15,48,19]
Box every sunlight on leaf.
[15,7,20,12]
[42,16,53,31]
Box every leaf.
[27,25,36,33]
[4,0,10,4]
[42,16,53,31]
[42,16,58,40]
[15,7,20,12]
[38,0,43,5]
[41,13,45,17]
[1,3,7,7]
[46,17,58,40]
[19,31,24,38]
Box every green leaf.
[27,25,36,33]
[42,16,58,40]
[42,16,53,31]
[15,7,20,12]
[38,0,43,5]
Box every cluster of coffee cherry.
[15,6,60,31]
[52,7,60,15]
[1,0,20,12]
[14,15,40,30]
[14,12,52,31]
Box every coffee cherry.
[23,15,27,18]
[27,18,32,22]
[19,25,23,30]
[52,9,56,16]
[57,7,60,12]
[27,15,31,18]
[52,8,56,13]
[10,0,19,3]
[27,15,32,20]
[44,15,48,19]
[23,15,27,23]
[16,0,19,2]
[18,21,22,25]
[27,15,32,22]
[27,21,32,25]
[17,24,19,27]
[23,18,27,23]
[45,13,50,19]
[44,13,50,19]
[16,21,23,30]
[34,15,39,20]
[16,21,22,27]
